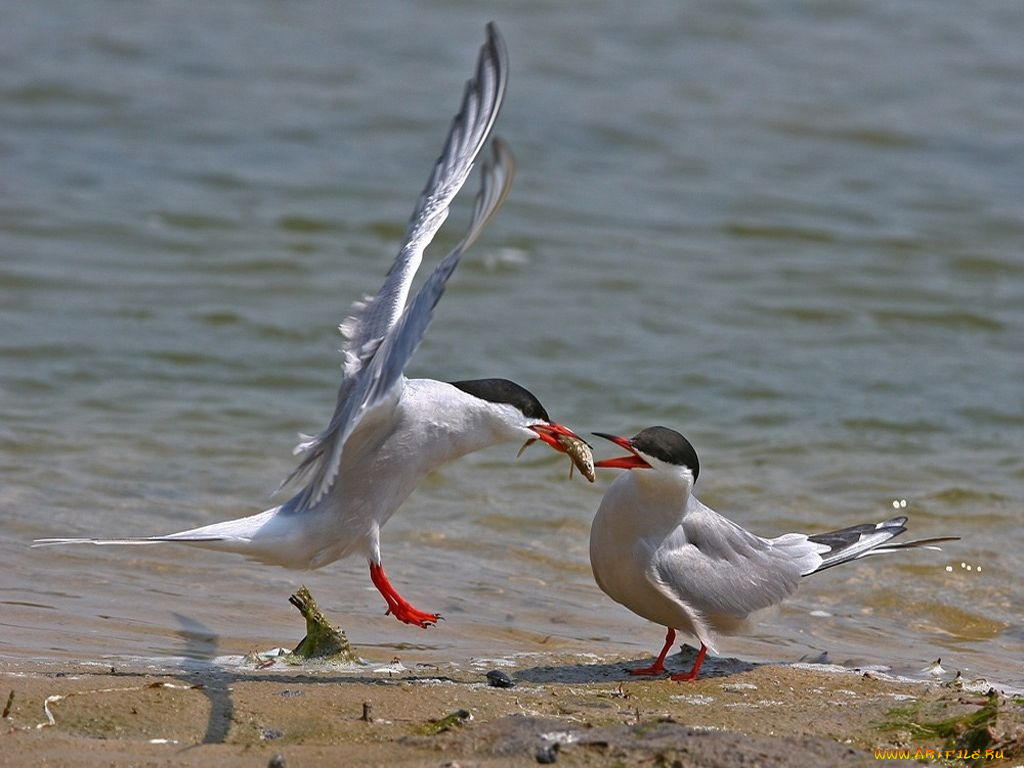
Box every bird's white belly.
[590,481,707,638]
[205,504,369,569]
[258,412,449,569]
[592,544,700,631]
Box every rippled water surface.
[2,2,1022,685]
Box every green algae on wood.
[883,689,1024,764]
[416,708,472,735]
[288,585,360,663]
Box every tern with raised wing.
[589,426,956,680]
[34,24,594,629]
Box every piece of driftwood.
[288,586,360,662]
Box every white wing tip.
[342,350,361,378]
[293,433,318,456]
[339,295,375,341]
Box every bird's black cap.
[631,426,700,479]
[449,378,551,422]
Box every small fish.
[556,433,595,483]
[517,434,595,482]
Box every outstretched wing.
[284,138,515,514]
[339,22,508,373]
[279,24,510,513]
[360,139,516,409]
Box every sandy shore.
[3,643,1021,768]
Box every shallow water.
[2,2,1021,686]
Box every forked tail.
[804,515,959,575]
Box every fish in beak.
[520,423,595,482]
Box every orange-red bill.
[592,432,652,470]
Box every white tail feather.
[33,535,224,547]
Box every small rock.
[486,669,515,688]
[268,755,286,768]
[535,742,560,763]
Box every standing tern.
[34,23,594,629]
[589,426,957,680]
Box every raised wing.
[360,139,516,407]
[278,24,511,513]
[284,138,516,513]
[338,22,508,373]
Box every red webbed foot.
[625,627,676,677]
[626,630,708,682]
[387,602,441,628]
[627,662,667,677]
[369,561,441,628]
[669,644,708,682]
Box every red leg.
[368,562,440,628]
[669,643,708,682]
[628,627,676,676]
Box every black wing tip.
[806,514,960,575]
[482,136,516,194]
[475,21,509,118]
[489,135,512,161]
[484,22,509,72]
[482,24,509,110]
[807,516,909,553]
[890,534,962,549]
[419,22,509,206]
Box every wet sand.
[3,646,1021,767]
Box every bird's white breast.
[589,473,696,628]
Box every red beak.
[529,422,586,452]
[592,432,652,469]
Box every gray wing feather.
[284,138,515,513]
[277,24,509,512]
[653,503,803,619]
[654,509,958,619]
[362,139,515,400]
[338,23,508,366]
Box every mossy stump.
[288,585,360,662]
